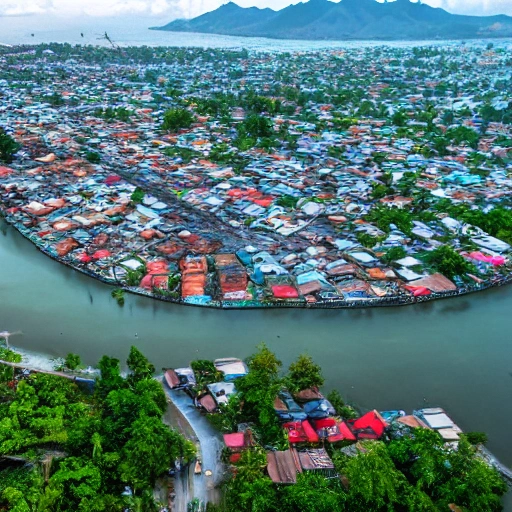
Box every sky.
[0,0,511,20]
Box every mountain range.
[151,0,512,41]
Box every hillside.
[152,0,512,40]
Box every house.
[348,410,388,439]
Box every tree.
[161,108,194,132]
[445,126,480,149]
[236,344,285,446]
[382,246,407,265]
[337,441,408,512]
[246,343,282,381]
[424,245,476,279]
[96,356,124,398]
[366,205,413,235]
[287,354,324,392]
[0,346,22,384]
[281,472,346,512]
[326,389,357,419]
[0,128,20,163]
[49,457,102,511]
[64,353,81,371]
[126,346,155,385]
[392,109,409,127]
[120,416,195,492]
[225,449,278,512]
[239,114,273,139]
[85,151,100,164]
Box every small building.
[348,410,388,440]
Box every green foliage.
[94,106,131,122]
[238,114,274,139]
[0,128,20,163]
[382,246,407,265]
[445,125,480,149]
[64,353,81,371]
[326,389,357,419]
[191,360,223,388]
[225,449,278,512]
[246,343,282,380]
[127,346,156,385]
[465,431,488,445]
[0,346,194,510]
[424,245,476,279]
[130,187,145,204]
[276,195,297,209]
[336,441,408,511]
[235,344,285,447]
[356,232,382,249]
[164,145,200,163]
[111,288,125,307]
[0,346,22,384]
[392,109,409,127]
[85,151,101,164]
[388,429,506,512]
[366,205,413,235]
[281,472,346,512]
[371,184,389,200]
[120,415,194,491]
[162,107,194,132]
[286,354,324,392]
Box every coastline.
[2,212,511,311]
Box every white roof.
[396,257,423,267]
[423,413,454,429]
[214,359,248,377]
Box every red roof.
[224,433,245,449]
[313,418,356,443]
[283,420,319,444]
[350,410,387,439]
[314,418,336,429]
[338,421,357,441]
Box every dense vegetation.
[0,345,195,511]
[0,128,20,164]
[213,346,508,512]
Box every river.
[1,22,511,506]
[1,217,512,470]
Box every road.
[162,382,225,509]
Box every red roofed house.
[283,420,319,444]
[348,410,388,440]
[313,418,356,443]
[223,431,256,463]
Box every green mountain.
[151,0,512,40]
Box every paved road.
[163,384,225,509]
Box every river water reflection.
[1,220,512,507]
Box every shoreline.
[2,213,511,311]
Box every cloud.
[0,0,52,16]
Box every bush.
[424,245,476,279]
[382,246,407,264]
[85,151,101,164]
[64,353,81,371]
[0,128,20,163]
[287,354,324,392]
[465,432,488,445]
[162,108,194,132]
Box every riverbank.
[3,212,512,311]
[2,43,512,313]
